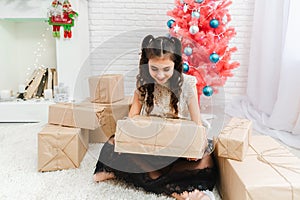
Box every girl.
[93,35,217,200]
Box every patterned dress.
[94,74,217,195]
[140,73,197,119]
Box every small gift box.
[38,124,89,172]
[216,135,300,200]
[215,117,252,161]
[88,74,124,103]
[114,115,207,158]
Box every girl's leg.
[93,171,115,182]
[93,137,117,182]
[166,154,217,200]
[93,136,167,182]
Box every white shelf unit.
[0,100,55,123]
[0,0,90,122]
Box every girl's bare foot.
[93,172,115,182]
[171,189,212,200]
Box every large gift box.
[216,135,300,200]
[115,115,207,158]
[88,127,110,143]
[88,74,124,103]
[38,124,89,172]
[215,117,252,161]
[48,96,132,131]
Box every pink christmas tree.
[167,0,239,99]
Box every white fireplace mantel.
[0,0,90,122]
[0,0,50,19]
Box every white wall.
[224,0,255,102]
[88,0,255,103]
[56,0,91,101]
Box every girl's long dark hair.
[136,35,183,115]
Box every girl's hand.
[186,157,199,161]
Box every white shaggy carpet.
[0,122,221,200]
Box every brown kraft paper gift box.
[88,127,109,143]
[216,135,300,200]
[48,103,99,130]
[114,115,207,159]
[38,124,89,172]
[215,117,252,161]
[48,96,132,131]
[80,96,132,143]
[88,74,124,103]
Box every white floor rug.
[0,122,221,200]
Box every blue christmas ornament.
[209,53,220,63]
[183,62,189,73]
[195,0,204,3]
[191,11,200,19]
[184,46,193,56]
[165,33,171,38]
[209,19,219,28]
[167,19,175,28]
[203,86,213,97]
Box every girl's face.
[148,57,175,85]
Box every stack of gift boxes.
[38,74,132,172]
[37,73,300,198]
[214,117,300,199]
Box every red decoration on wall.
[48,0,78,38]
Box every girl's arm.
[188,85,202,126]
[128,90,143,118]
[188,95,202,126]
[187,87,206,161]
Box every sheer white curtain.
[226,0,300,148]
